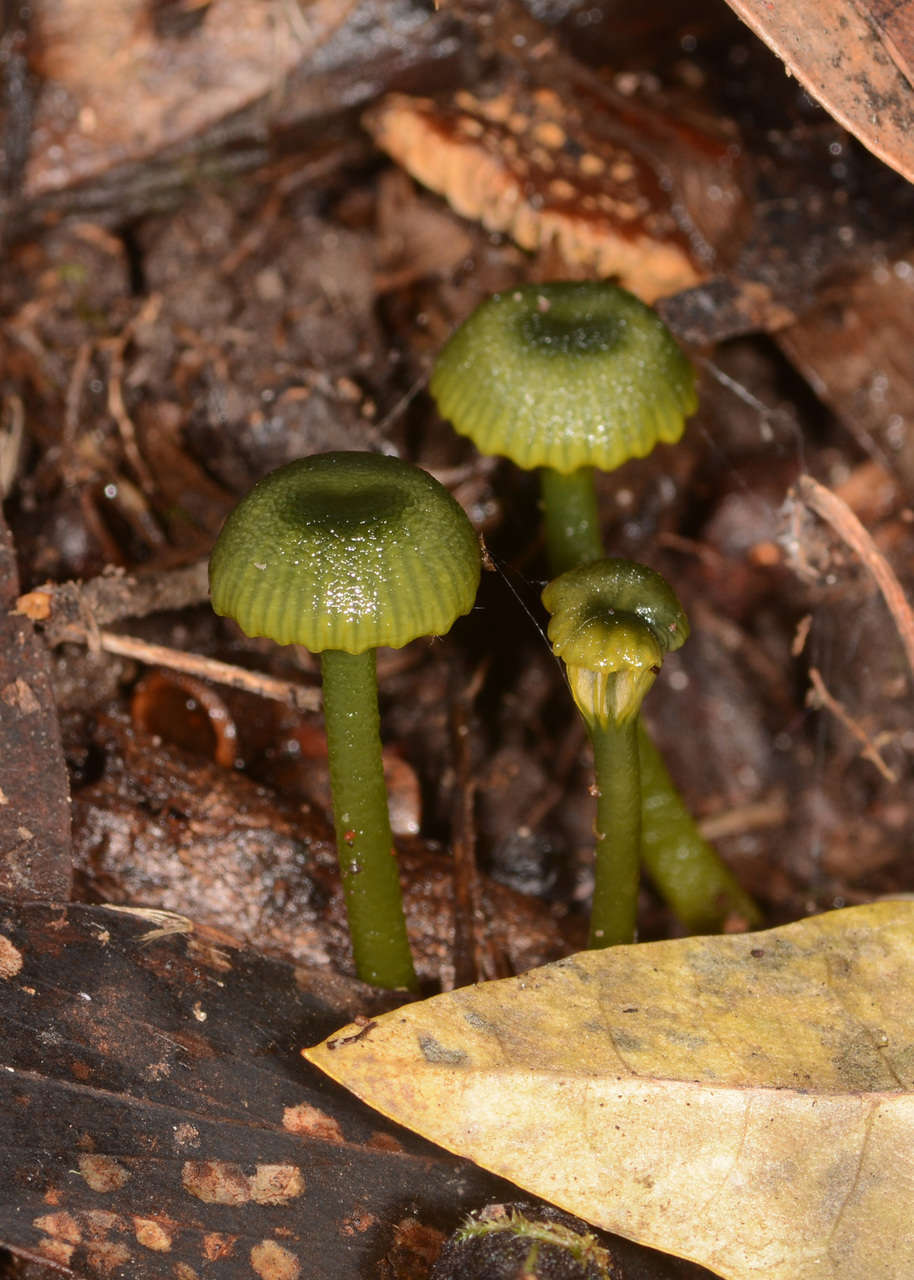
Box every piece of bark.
[69,712,572,986]
[0,899,518,1278]
[24,0,356,198]
[0,899,707,1280]
[11,0,473,233]
[0,510,71,900]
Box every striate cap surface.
[430,281,696,475]
[209,451,481,654]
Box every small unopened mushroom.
[542,558,688,946]
[209,451,481,989]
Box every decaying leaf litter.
[2,1,914,1277]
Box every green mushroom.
[431,281,759,934]
[430,280,696,574]
[542,558,688,946]
[209,451,481,990]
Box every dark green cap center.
[284,481,409,538]
[517,307,623,358]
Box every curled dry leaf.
[307,902,914,1280]
[723,0,914,184]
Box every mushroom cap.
[542,558,688,725]
[209,452,481,654]
[430,281,697,475]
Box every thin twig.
[63,339,93,453]
[54,626,320,712]
[17,562,320,710]
[794,473,914,683]
[806,666,897,783]
[791,613,813,658]
[219,188,283,276]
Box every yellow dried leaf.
[305,903,914,1280]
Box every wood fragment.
[70,714,571,984]
[24,0,358,198]
[16,561,212,645]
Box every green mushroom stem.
[321,650,415,989]
[590,718,641,947]
[538,463,762,930]
[637,726,760,931]
[539,466,603,573]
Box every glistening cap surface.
[430,281,697,475]
[209,452,481,654]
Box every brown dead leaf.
[307,902,914,1280]
[724,0,914,183]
